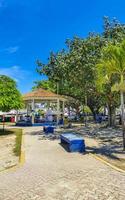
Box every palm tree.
[96,40,125,150]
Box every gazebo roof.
[23,88,66,101]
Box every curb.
[90,153,125,174]
[0,130,25,174]
[19,131,25,166]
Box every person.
[64,116,68,125]
[46,109,53,122]
[96,114,102,123]
[47,114,53,122]
[59,114,64,125]
[98,114,102,123]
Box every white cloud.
[0,66,30,82]
[0,46,19,54]
[5,46,19,54]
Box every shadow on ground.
[86,146,121,160]
[24,124,125,160]
[76,125,125,160]
[0,129,14,136]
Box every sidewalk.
[0,126,125,199]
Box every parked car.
[16,120,32,126]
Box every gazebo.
[23,88,67,124]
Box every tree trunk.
[57,82,59,95]
[112,108,116,127]
[107,104,112,126]
[104,106,107,116]
[120,91,125,150]
[88,105,99,122]
[93,111,98,121]
[107,104,116,127]
[2,115,5,132]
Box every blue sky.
[0,0,125,94]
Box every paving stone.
[0,126,125,200]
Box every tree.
[96,40,125,149]
[36,17,125,123]
[37,50,67,94]
[32,80,56,92]
[0,75,23,131]
[37,35,105,117]
[103,16,125,44]
[96,64,119,127]
[95,17,125,126]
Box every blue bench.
[43,126,55,134]
[60,133,85,153]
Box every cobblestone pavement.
[0,127,125,200]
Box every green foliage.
[83,106,92,114]
[0,75,23,112]
[96,39,125,127]
[96,38,125,146]
[103,16,125,44]
[32,80,56,92]
[37,109,45,115]
[36,17,125,117]
[96,40,125,92]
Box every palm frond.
[112,82,125,92]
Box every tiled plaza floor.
[0,127,125,200]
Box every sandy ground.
[0,133,18,171]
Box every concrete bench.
[60,133,85,153]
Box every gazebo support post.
[31,99,35,124]
[15,110,19,123]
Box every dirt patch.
[0,134,18,171]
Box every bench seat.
[60,133,85,153]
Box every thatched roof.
[23,89,66,101]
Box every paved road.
[0,127,125,200]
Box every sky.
[0,0,125,94]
